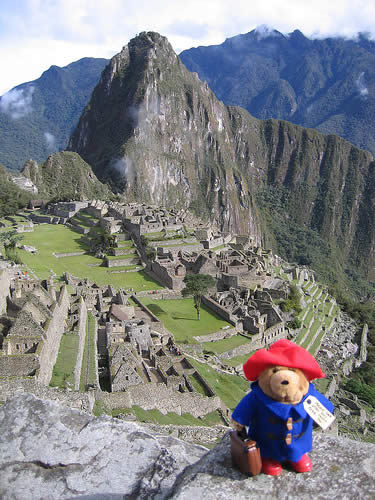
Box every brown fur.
[258,366,309,405]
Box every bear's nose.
[281,380,289,385]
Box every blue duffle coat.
[232,382,334,462]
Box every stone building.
[0,280,70,384]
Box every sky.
[1,0,375,95]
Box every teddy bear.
[232,339,334,476]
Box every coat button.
[286,417,293,431]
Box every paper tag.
[303,395,335,430]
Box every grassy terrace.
[188,358,250,410]
[201,334,251,354]
[71,217,95,229]
[139,298,232,343]
[110,406,223,426]
[50,333,79,389]
[224,352,256,367]
[106,253,138,260]
[77,211,99,221]
[116,240,134,248]
[15,224,163,292]
[80,312,96,390]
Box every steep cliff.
[68,32,375,281]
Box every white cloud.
[44,132,57,151]
[110,157,135,184]
[1,0,375,94]
[356,72,369,97]
[0,86,34,119]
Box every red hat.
[243,339,325,381]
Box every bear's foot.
[262,458,282,476]
[289,454,312,473]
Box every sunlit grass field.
[139,297,232,343]
[15,224,163,292]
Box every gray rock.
[170,432,375,500]
[0,393,206,499]
[1,393,374,500]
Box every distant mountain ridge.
[0,57,108,171]
[68,32,375,285]
[180,28,375,155]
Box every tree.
[181,274,216,320]
[90,230,116,257]
[0,229,23,248]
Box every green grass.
[188,372,212,396]
[201,334,251,354]
[50,333,79,389]
[116,240,134,248]
[188,358,250,410]
[223,352,255,367]
[80,312,97,390]
[71,218,94,229]
[107,265,141,272]
[106,253,138,260]
[139,298,232,343]
[112,406,223,426]
[14,223,162,291]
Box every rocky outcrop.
[1,393,374,499]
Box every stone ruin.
[0,275,70,385]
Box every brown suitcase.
[230,430,262,477]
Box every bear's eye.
[272,368,278,373]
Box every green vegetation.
[23,151,112,201]
[181,274,216,320]
[50,334,79,389]
[187,358,249,410]
[80,312,97,391]
[90,229,116,256]
[111,405,223,426]
[0,164,32,217]
[344,379,375,408]
[15,224,162,291]
[201,334,251,355]
[139,298,232,343]
[0,57,108,171]
[280,284,302,313]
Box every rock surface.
[1,393,375,499]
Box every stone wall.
[0,354,39,376]
[151,260,184,290]
[106,257,140,267]
[325,377,337,399]
[131,295,161,324]
[193,327,238,343]
[356,323,368,368]
[74,297,88,390]
[54,251,86,258]
[0,377,94,412]
[93,315,99,387]
[0,269,10,315]
[37,285,70,385]
[201,296,237,327]
[97,382,222,417]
